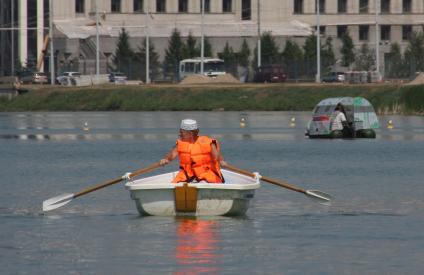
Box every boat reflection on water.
[174,218,221,274]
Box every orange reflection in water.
[174,218,221,274]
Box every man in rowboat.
[159,119,227,183]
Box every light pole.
[316,0,321,83]
[375,0,380,78]
[200,0,205,75]
[11,0,14,74]
[49,0,54,85]
[257,0,261,68]
[145,1,150,84]
[95,0,100,80]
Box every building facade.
[1,0,424,77]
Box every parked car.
[56,71,81,85]
[108,72,127,83]
[253,64,287,83]
[18,71,48,84]
[322,72,345,83]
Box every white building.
[1,0,424,76]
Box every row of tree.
[112,28,160,81]
[385,32,424,78]
[111,27,424,81]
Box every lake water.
[0,111,423,274]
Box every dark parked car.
[322,72,345,83]
[109,72,127,83]
[253,65,287,83]
[18,71,48,84]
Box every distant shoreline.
[0,83,423,115]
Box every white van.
[179,58,225,80]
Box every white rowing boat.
[125,169,260,216]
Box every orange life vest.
[173,136,224,183]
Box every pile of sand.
[179,74,240,85]
[405,72,424,85]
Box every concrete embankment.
[0,83,423,115]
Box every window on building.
[75,0,85,13]
[157,0,166,12]
[359,0,368,13]
[337,25,347,38]
[381,0,390,13]
[315,0,325,13]
[242,0,251,20]
[223,0,232,12]
[111,0,121,13]
[314,25,326,35]
[338,0,347,13]
[380,25,391,41]
[403,0,412,13]
[402,25,412,40]
[134,0,143,12]
[179,0,188,12]
[294,0,304,14]
[359,25,369,41]
[200,0,211,13]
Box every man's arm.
[159,146,178,166]
[211,142,228,167]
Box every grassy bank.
[0,83,423,114]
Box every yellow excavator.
[36,35,50,71]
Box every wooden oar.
[223,163,332,205]
[42,162,161,212]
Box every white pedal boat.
[125,169,260,216]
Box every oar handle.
[74,162,161,198]
[223,163,306,194]
[127,162,162,179]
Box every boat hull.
[125,170,260,216]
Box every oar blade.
[305,190,332,206]
[42,193,74,212]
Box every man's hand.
[219,160,228,168]
[121,172,132,180]
[159,158,170,166]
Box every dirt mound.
[179,74,240,84]
[406,72,424,85]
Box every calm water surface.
[0,112,423,274]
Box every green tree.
[163,28,185,81]
[403,31,424,77]
[321,37,336,74]
[25,55,38,72]
[386,42,404,78]
[340,32,355,67]
[112,28,135,78]
[262,32,280,65]
[218,42,238,77]
[136,38,161,82]
[282,40,304,78]
[237,39,251,67]
[303,35,317,77]
[354,43,375,71]
[183,32,199,58]
[253,32,280,67]
[196,37,213,57]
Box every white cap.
[180,119,198,130]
